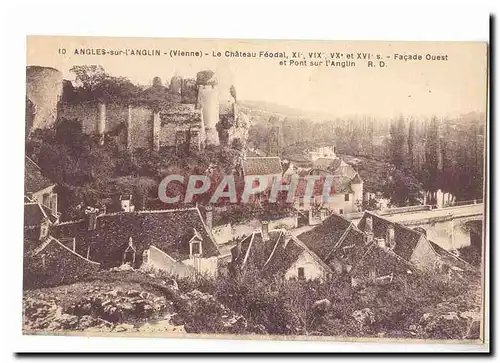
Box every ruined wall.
[129,106,153,149]
[159,123,178,148]
[59,102,99,134]
[26,66,63,132]
[106,103,129,133]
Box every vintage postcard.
[23,36,488,345]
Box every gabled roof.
[326,226,368,266]
[297,213,353,261]
[351,173,363,184]
[357,211,423,261]
[428,240,477,273]
[232,230,284,270]
[24,202,57,227]
[263,235,333,277]
[350,242,415,278]
[25,156,55,194]
[242,157,283,177]
[51,207,219,267]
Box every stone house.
[239,156,283,186]
[25,156,59,221]
[228,221,332,281]
[51,206,221,277]
[357,211,478,278]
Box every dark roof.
[313,157,339,170]
[25,156,55,194]
[24,202,57,227]
[351,173,363,184]
[351,243,415,278]
[429,241,477,273]
[51,207,219,268]
[328,227,369,266]
[233,230,284,270]
[242,157,283,176]
[263,236,304,276]
[297,213,353,261]
[264,235,333,277]
[357,212,423,261]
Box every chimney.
[205,205,213,231]
[364,215,374,244]
[261,220,270,241]
[386,224,396,250]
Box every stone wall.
[59,102,99,134]
[129,106,153,149]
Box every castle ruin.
[27,67,250,152]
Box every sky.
[27,36,488,119]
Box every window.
[191,240,202,256]
[344,193,350,202]
[299,197,304,208]
[298,267,305,279]
[339,209,344,214]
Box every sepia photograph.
[21,35,488,347]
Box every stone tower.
[26,66,63,134]
[196,71,220,146]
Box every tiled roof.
[242,157,283,177]
[24,202,57,227]
[429,241,477,273]
[351,243,415,278]
[264,235,333,277]
[327,227,369,266]
[293,174,354,198]
[263,236,305,277]
[297,213,353,261]
[313,157,340,170]
[232,230,284,270]
[51,207,219,268]
[25,156,55,194]
[357,212,423,261]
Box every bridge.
[346,201,485,251]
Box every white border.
[2,0,493,356]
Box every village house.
[239,156,283,187]
[295,210,477,286]
[25,156,59,221]
[228,221,332,281]
[356,211,477,278]
[24,202,58,242]
[50,206,221,277]
[24,235,101,289]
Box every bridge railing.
[442,199,483,208]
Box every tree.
[230,85,237,101]
[422,117,440,204]
[385,169,423,207]
[408,119,416,170]
[389,117,406,169]
[70,65,108,94]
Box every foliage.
[384,168,423,207]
